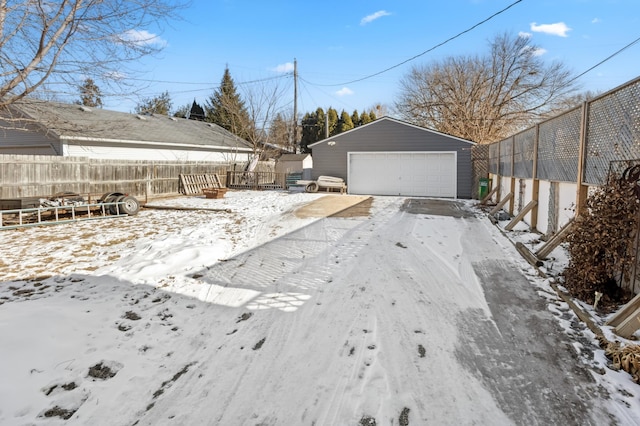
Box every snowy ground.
[1,191,639,425]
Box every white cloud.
[592,17,601,24]
[530,22,571,37]
[518,31,532,39]
[104,71,127,81]
[360,10,391,25]
[531,47,547,56]
[121,29,167,47]
[521,45,547,57]
[336,87,354,96]
[272,62,294,73]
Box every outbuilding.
[308,117,475,198]
[275,153,313,180]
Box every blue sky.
[102,0,640,117]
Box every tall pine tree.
[300,112,316,153]
[351,110,360,127]
[327,107,339,136]
[300,107,329,152]
[189,100,205,121]
[338,110,354,133]
[205,67,251,140]
[360,110,372,125]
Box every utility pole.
[325,109,329,138]
[293,58,298,153]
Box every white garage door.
[348,152,457,197]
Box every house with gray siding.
[308,117,475,198]
[0,100,254,162]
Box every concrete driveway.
[135,197,615,425]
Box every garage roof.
[308,116,476,148]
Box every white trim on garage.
[347,151,457,198]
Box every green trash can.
[478,178,489,199]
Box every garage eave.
[309,116,477,148]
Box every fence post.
[509,136,515,215]
[530,124,540,230]
[496,140,502,203]
[575,101,590,215]
[145,165,152,204]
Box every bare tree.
[269,111,296,152]
[242,82,290,158]
[395,32,579,144]
[0,0,185,110]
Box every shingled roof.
[8,100,253,151]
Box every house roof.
[308,116,476,148]
[277,153,311,161]
[7,100,253,151]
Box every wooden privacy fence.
[0,155,234,201]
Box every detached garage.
[309,117,475,198]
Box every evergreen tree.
[300,112,318,153]
[77,78,103,108]
[338,110,354,133]
[300,107,328,152]
[351,110,360,127]
[315,107,326,140]
[360,110,372,125]
[205,67,251,140]
[189,100,205,121]
[135,91,172,115]
[369,111,377,122]
[327,107,339,136]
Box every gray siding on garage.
[309,117,475,198]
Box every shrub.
[563,173,637,310]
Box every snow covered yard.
[1,191,640,425]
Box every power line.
[125,74,290,87]
[304,0,524,87]
[567,35,640,86]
